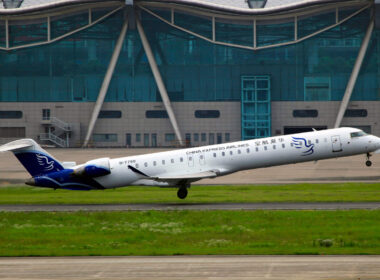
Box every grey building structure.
[0,0,379,147]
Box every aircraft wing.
[128,165,219,184]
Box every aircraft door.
[187,154,194,167]
[331,135,342,152]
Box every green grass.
[0,210,379,256]
[0,183,379,204]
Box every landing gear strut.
[366,152,372,167]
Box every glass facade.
[215,19,253,46]
[9,19,47,47]
[0,4,377,104]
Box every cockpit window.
[350,131,367,138]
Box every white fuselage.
[92,127,380,188]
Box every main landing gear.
[177,187,188,199]
[366,152,372,167]
[177,183,190,199]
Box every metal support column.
[82,16,128,147]
[136,15,184,146]
[334,18,374,128]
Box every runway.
[0,256,379,280]
[0,202,379,211]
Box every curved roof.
[0,0,115,14]
[0,0,368,15]
[139,0,365,15]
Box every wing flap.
[155,170,219,182]
[128,165,219,184]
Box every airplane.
[0,127,380,199]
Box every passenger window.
[282,143,285,148]
[222,152,225,156]
[308,140,311,145]
[180,157,183,162]
[144,162,148,167]
[153,161,156,166]
[273,145,276,150]
[316,139,319,144]
[171,159,174,163]
[162,160,165,165]
[213,153,216,157]
[264,146,268,151]
[200,155,204,160]
[247,148,250,153]
[189,157,192,161]
[290,143,294,147]
[256,147,259,152]
[136,163,139,168]
[230,151,233,155]
[238,149,241,154]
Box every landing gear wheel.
[366,153,372,167]
[177,187,188,199]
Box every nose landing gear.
[366,152,372,167]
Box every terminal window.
[93,134,117,142]
[146,110,169,118]
[304,77,331,101]
[98,110,122,118]
[293,110,318,118]
[195,110,220,118]
[344,109,367,117]
[0,111,22,119]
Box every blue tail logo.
[36,154,55,171]
[14,151,64,176]
[292,137,314,156]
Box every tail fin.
[0,139,64,176]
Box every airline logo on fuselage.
[292,137,314,156]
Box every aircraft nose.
[25,177,35,186]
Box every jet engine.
[73,157,111,178]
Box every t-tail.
[0,139,64,177]
[0,139,107,190]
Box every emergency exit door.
[331,135,342,152]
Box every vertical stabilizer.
[0,139,64,176]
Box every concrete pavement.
[0,256,379,280]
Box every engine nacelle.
[73,157,111,178]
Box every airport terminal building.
[0,0,379,147]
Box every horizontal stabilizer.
[0,139,34,152]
